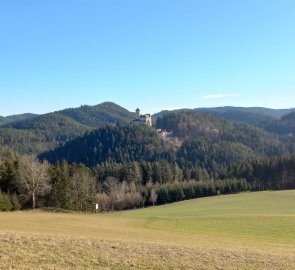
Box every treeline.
[154,179,250,205]
[0,154,251,212]
[1,151,295,212]
[222,155,295,191]
[94,161,249,211]
[94,160,210,185]
[98,178,250,211]
[0,156,96,211]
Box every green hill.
[157,111,288,169]
[263,112,295,136]
[39,125,171,166]
[59,102,135,127]
[0,113,37,126]
[154,106,295,129]
[0,102,135,154]
[5,102,134,131]
[40,111,289,171]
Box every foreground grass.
[0,191,295,269]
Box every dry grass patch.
[1,233,295,270]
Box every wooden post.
[93,203,99,213]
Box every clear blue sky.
[0,0,294,116]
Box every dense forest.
[263,112,295,136]
[39,125,174,166]
[41,111,293,171]
[1,104,295,212]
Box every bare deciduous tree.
[71,167,96,211]
[18,155,51,209]
[98,177,143,211]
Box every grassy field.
[1,191,295,269]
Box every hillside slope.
[0,102,135,154]
[263,112,295,136]
[59,102,135,127]
[40,111,290,170]
[157,111,290,169]
[39,125,171,166]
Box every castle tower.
[136,108,140,118]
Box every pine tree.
[10,193,21,211]
[0,192,12,211]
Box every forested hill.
[157,111,291,169]
[263,112,295,136]
[40,111,291,171]
[156,111,281,148]
[195,106,295,119]
[58,102,135,127]
[39,125,172,167]
[0,102,135,154]
[214,110,276,126]
[0,113,37,126]
[1,103,294,157]
[4,102,134,130]
[154,107,295,135]
[155,107,295,127]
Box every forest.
[1,106,295,212]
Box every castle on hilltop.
[132,108,152,126]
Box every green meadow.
[1,191,295,269]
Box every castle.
[132,108,152,126]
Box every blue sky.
[0,0,294,116]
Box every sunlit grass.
[1,191,295,269]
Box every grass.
[1,191,295,269]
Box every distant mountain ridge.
[1,103,295,155]
[4,102,135,129]
[154,106,295,120]
[0,113,37,126]
[194,106,295,118]
[154,106,295,134]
